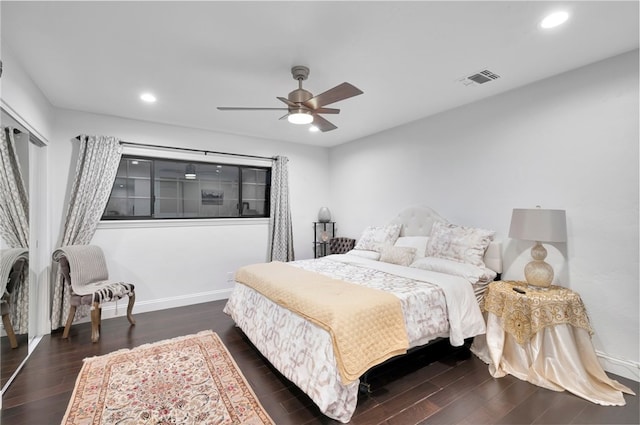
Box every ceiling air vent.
[459,69,501,86]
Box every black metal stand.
[313,221,335,258]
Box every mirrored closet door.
[0,108,41,396]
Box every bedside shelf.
[313,222,335,258]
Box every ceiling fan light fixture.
[288,110,314,125]
[217,66,363,132]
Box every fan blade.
[312,114,338,132]
[304,82,363,109]
[217,107,289,111]
[278,113,289,120]
[278,97,315,113]
[277,97,298,107]
[314,107,340,114]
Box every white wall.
[329,50,639,380]
[0,45,53,142]
[50,109,330,315]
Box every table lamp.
[509,207,567,288]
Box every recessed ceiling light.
[140,93,157,103]
[309,125,320,133]
[540,11,569,29]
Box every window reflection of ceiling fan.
[217,66,363,132]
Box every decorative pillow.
[394,236,430,259]
[425,221,495,267]
[354,224,402,253]
[410,257,497,284]
[345,249,381,261]
[379,246,417,267]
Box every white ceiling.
[1,1,638,147]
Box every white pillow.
[410,257,497,284]
[394,236,430,259]
[345,249,381,261]
[354,224,402,253]
[425,221,495,267]
[380,246,417,267]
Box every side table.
[471,280,634,406]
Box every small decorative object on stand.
[318,207,331,223]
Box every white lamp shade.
[509,208,567,242]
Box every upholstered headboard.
[388,206,447,237]
[388,206,503,274]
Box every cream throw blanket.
[1,248,28,295]
[235,261,410,383]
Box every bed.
[223,207,502,423]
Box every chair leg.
[91,302,101,343]
[126,293,136,326]
[1,312,18,349]
[62,305,77,339]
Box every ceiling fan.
[217,66,363,132]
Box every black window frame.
[102,155,271,220]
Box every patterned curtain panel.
[268,156,295,262]
[50,135,122,330]
[0,127,29,333]
[0,127,29,248]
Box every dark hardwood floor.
[1,300,638,424]
[1,333,29,390]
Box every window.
[102,156,271,219]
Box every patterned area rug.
[62,330,274,425]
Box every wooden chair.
[53,245,135,343]
[1,250,28,349]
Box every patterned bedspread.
[235,261,409,383]
[223,255,483,423]
[290,257,450,346]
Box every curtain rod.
[2,107,22,135]
[3,127,22,134]
[74,136,276,161]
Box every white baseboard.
[596,350,640,382]
[97,289,233,321]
